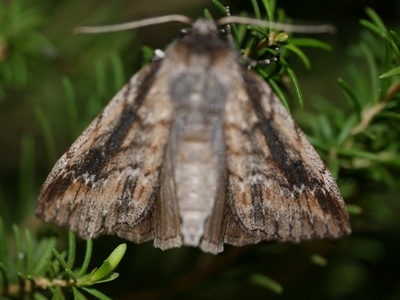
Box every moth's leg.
[221,5,281,69]
[216,6,235,48]
[223,6,235,48]
[244,47,280,69]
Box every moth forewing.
[153,142,182,250]
[36,60,175,241]
[222,70,351,243]
[36,18,351,254]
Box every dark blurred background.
[1,0,399,299]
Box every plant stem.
[351,81,400,135]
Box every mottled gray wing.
[222,70,351,246]
[36,60,175,243]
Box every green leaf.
[52,248,77,282]
[372,164,399,190]
[381,40,396,95]
[251,0,261,19]
[78,239,93,277]
[0,262,10,292]
[203,8,213,20]
[261,0,275,22]
[285,44,311,69]
[235,12,249,45]
[62,77,79,139]
[275,7,286,23]
[51,286,65,300]
[13,224,23,272]
[346,204,363,215]
[110,52,124,91]
[95,61,106,98]
[18,134,35,219]
[389,30,400,50]
[67,232,76,270]
[337,78,361,116]
[140,46,154,65]
[34,107,57,169]
[377,111,400,121]
[336,114,357,146]
[211,0,239,44]
[45,258,56,279]
[274,32,289,43]
[247,25,269,38]
[72,287,89,300]
[92,272,119,284]
[338,148,379,160]
[365,7,387,32]
[267,78,290,111]
[17,272,26,289]
[0,218,7,268]
[27,275,37,290]
[87,244,126,283]
[33,291,50,300]
[286,67,304,108]
[231,25,240,45]
[328,156,340,180]
[310,254,328,266]
[81,287,112,300]
[25,229,33,273]
[290,38,332,51]
[52,249,68,270]
[212,0,226,15]
[360,20,388,39]
[379,66,400,78]
[359,19,397,52]
[250,273,283,294]
[32,237,57,275]
[316,114,334,142]
[360,43,378,102]
[345,62,369,107]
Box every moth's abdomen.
[175,134,218,246]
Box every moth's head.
[176,18,223,46]
[191,18,217,35]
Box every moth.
[36,16,351,254]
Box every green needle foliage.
[303,7,399,190]
[209,0,335,113]
[0,218,126,299]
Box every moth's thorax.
[165,22,235,69]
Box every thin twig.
[1,277,77,297]
[351,81,400,135]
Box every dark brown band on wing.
[39,60,162,204]
[242,71,348,226]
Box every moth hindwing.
[36,18,351,254]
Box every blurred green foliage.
[1,0,399,299]
[0,0,53,96]
[0,220,126,299]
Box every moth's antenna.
[218,16,336,34]
[73,15,193,34]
